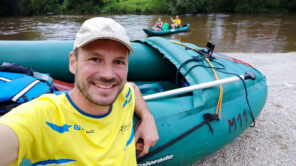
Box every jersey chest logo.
[46,121,72,133]
[46,122,94,134]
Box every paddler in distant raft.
[152,18,164,31]
[170,15,181,29]
[0,17,159,166]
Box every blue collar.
[65,92,112,118]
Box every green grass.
[101,0,168,14]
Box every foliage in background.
[166,0,296,14]
[0,0,295,16]
[0,0,20,16]
[101,0,167,14]
[59,0,102,14]
[17,0,59,15]
[165,0,214,14]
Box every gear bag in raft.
[0,63,54,115]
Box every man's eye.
[90,58,100,62]
[115,60,125,65]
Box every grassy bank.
[101,0,168,14]
[0,0,295,16]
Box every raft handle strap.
[203,113,219,133]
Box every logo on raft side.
[138,154,174,166]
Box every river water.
[0,14,295,52]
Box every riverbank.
[194,52,296,165]
[2,0,295,16]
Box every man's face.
[70,39,129,106]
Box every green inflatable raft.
[143,24,190,36]
[0,37,267,166]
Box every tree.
[0,0,20,16]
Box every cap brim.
[75,36,134,53]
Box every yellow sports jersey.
[174,19,181,27]
[0,84,136,166]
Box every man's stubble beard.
[76,75,125,106]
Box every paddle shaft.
[144,73,254,101]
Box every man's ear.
[69,51,76,75]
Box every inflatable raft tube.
[0,40,176,82]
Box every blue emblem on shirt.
[123,88,132,108]
[46,122,72,133]
[125,127,134,151]
[32,159,76,166]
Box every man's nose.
[100,63,114,80]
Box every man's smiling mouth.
[95,84,113,89]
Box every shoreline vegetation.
[1,0,296,16]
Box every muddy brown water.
[0,13,295,52]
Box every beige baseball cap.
[73,17,133,53]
